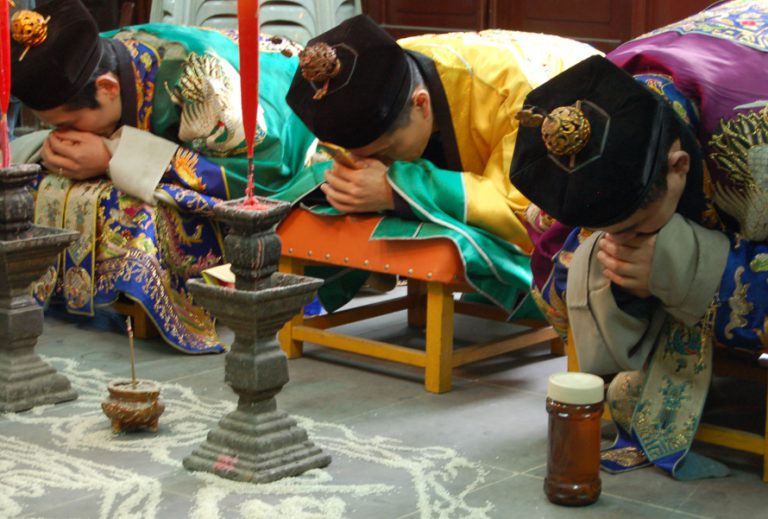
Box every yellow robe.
[399,30,600,251]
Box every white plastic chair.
[192,0,238,29]
[317,0,361,32]
[149,0,361,44]
[260,0,319,45]
[149,0,190,25]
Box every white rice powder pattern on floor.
[0,437,162,518]
[0,357,495,519]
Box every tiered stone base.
[183,404,330,482]
[0,350,77,412]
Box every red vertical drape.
[237,0,259,201]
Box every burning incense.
[126,316,137,386]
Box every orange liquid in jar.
[544,397,603,506]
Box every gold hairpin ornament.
[299,42,341,100]
[516,109,545,127]
[517,100,591,168]
[11,10,51,61]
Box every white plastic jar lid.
[547,372,604,405]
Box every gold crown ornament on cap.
[298,42,341,100]
[11,9,51,61]
[517,101,592,168]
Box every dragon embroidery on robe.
[709,105,768,240]
[170,52,266,157]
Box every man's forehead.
[32,106,85,128]
[598,204,655,235]
[350,135,391,156]
[600,221,639,235]
[33,108,70,123]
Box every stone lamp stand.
[0,164,79,412]
[183,197,330,483]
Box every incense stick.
[126,316,136,386]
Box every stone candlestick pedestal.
[183,197,330,482]
[0,164,79,412]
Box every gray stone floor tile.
[454,342,567,395]
[526,463,701,511]
[128,353,225,384]
[457,473,712,519]
[177,353,433,422]
[678,463,768,519]
[278,356,430,421]
[23,493,107,519]
[342,382,551,473]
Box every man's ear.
[667,141,690,179]
[412,89,431,119]
[95,73,120,100]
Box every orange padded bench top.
[276,208,467,285]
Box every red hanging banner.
[0,0,11,167]
[237,0,259,202]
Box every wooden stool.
[276,208,563,393]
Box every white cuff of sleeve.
[105,126,178,204]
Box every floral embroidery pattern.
[638,0,768,53]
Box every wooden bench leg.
[132,311,157,339]
[550,335,565,357]
[278,257,305,359]
[407,279,426,328]
[566,327,580,372]
[424,282,454,393]
[113,299,158,339]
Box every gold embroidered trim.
[601,447,648,467]
[725,265,753,339]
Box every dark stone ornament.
[183,197,330,483]
[0,164,79,412]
